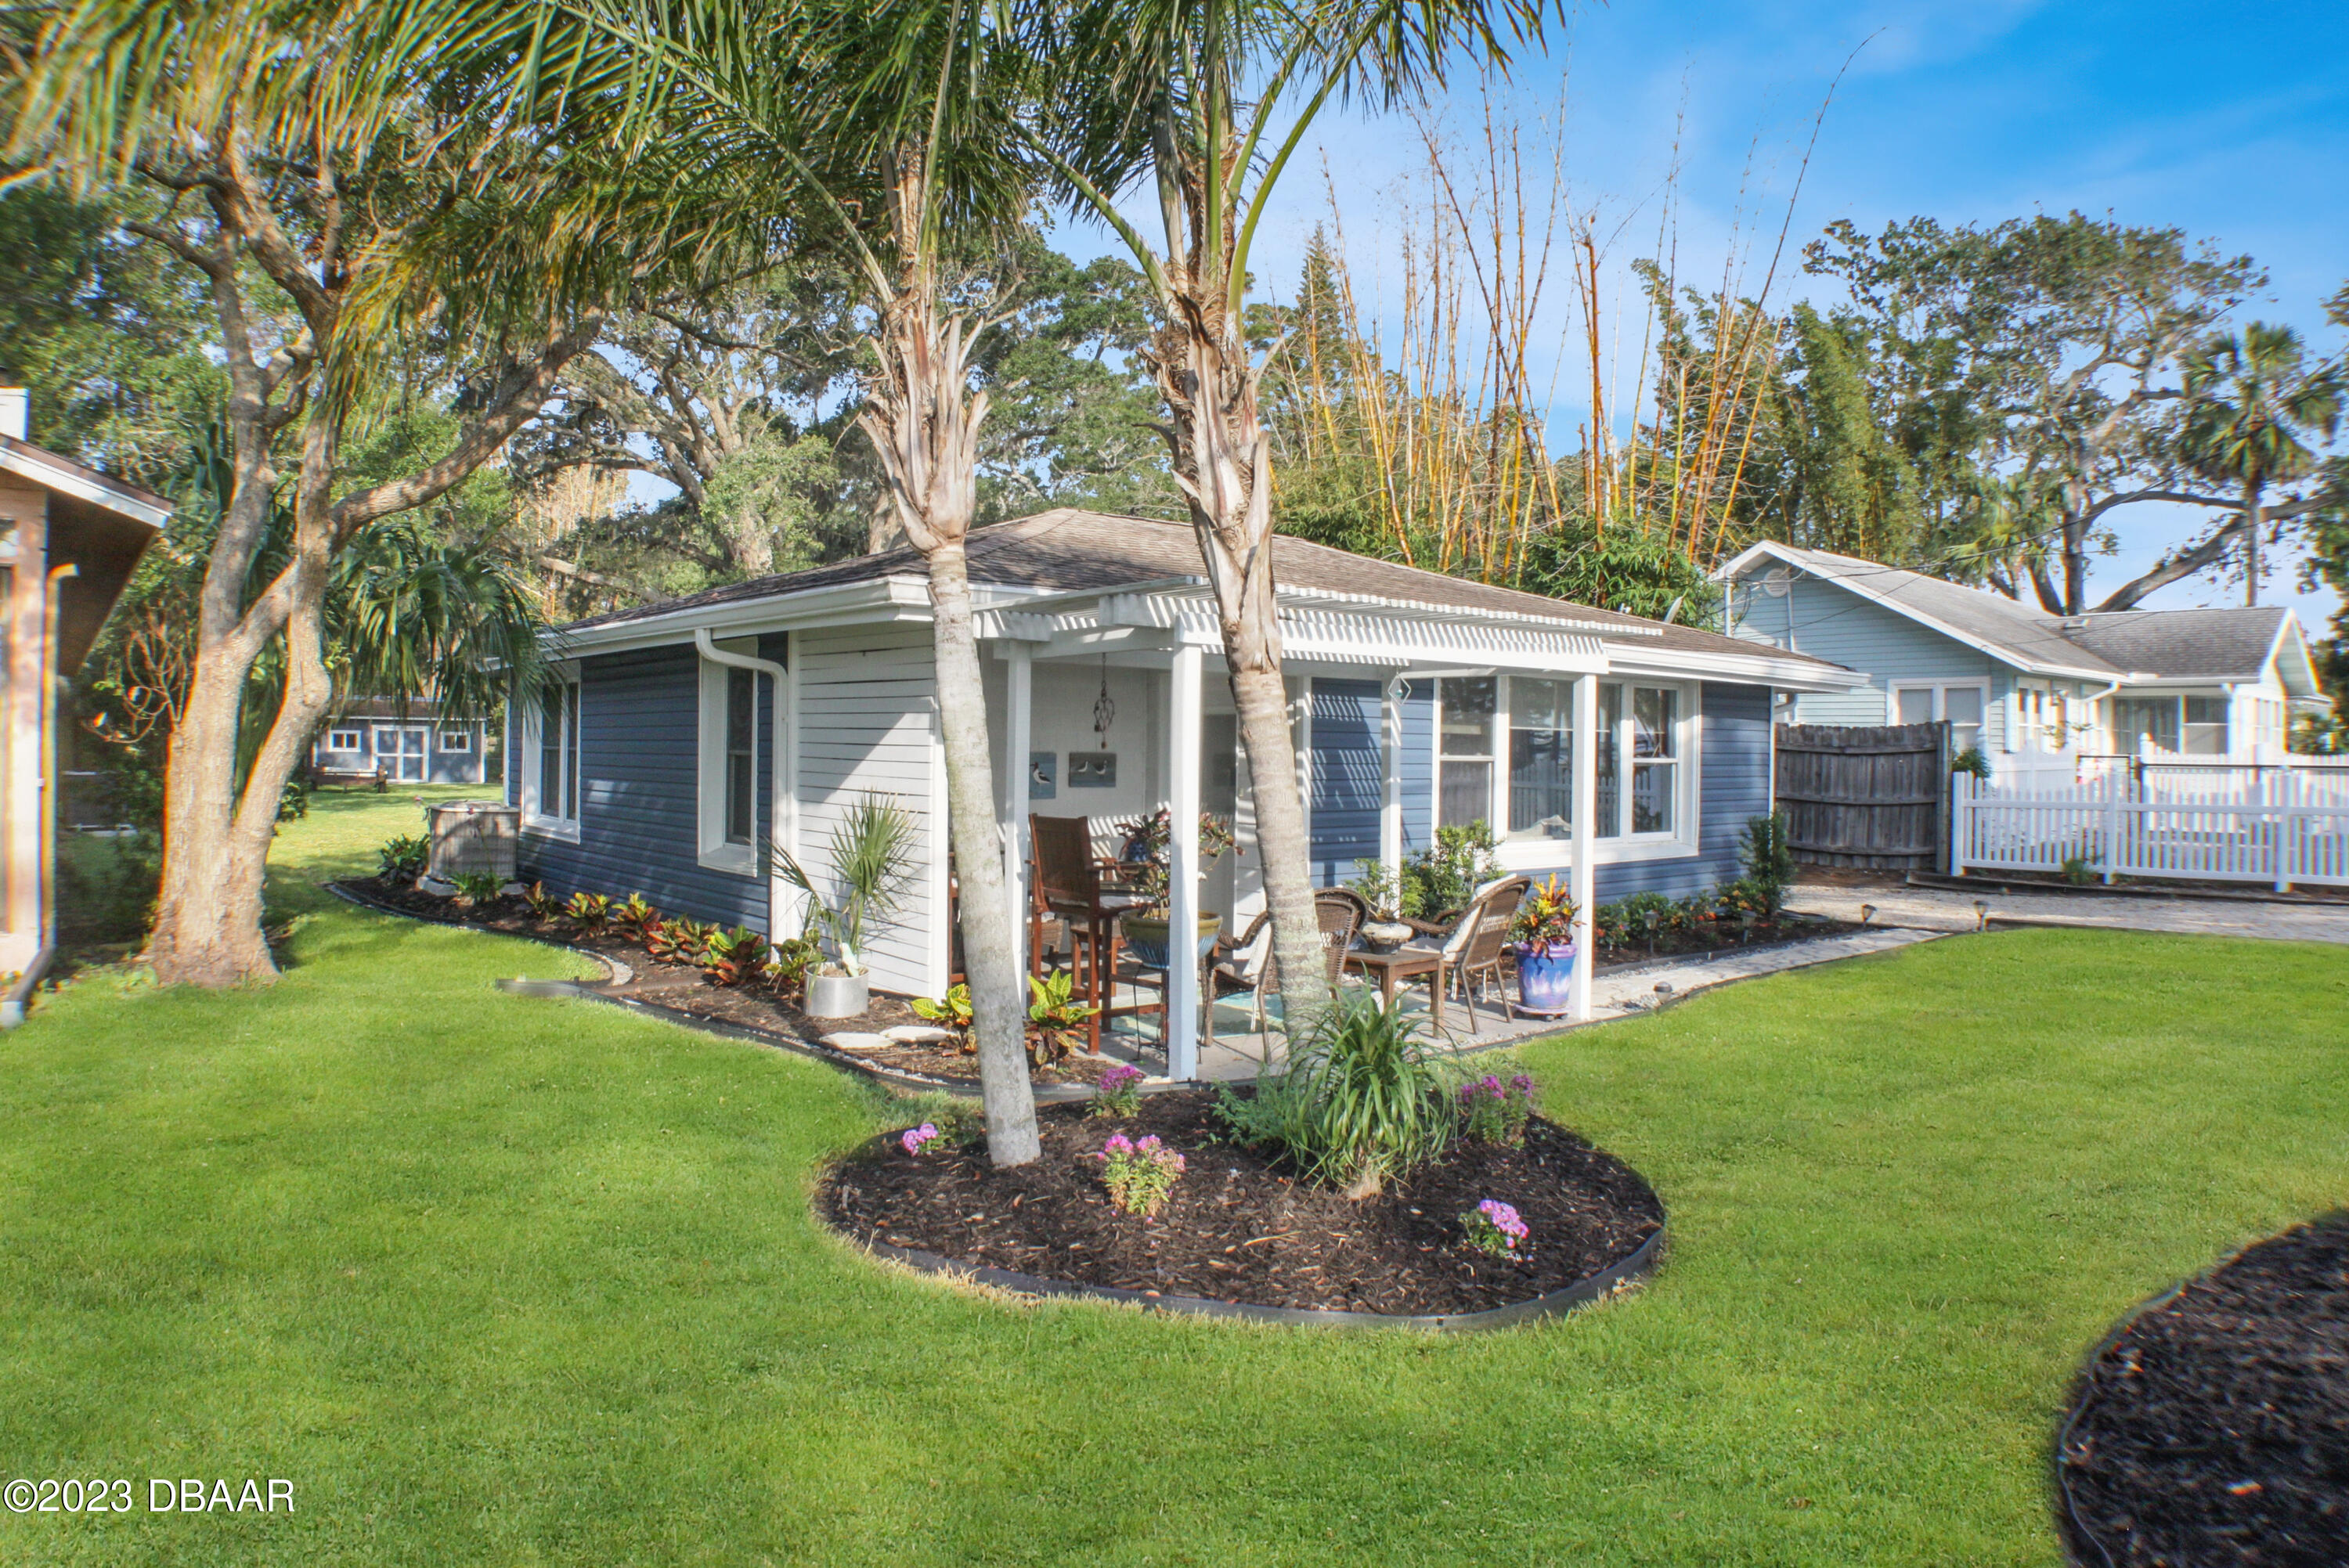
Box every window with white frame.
[326,728,363,752]
[2181,696,2228,755]
[1436,676,1690,848]
[698,648,761,873]
[1892,681,1987,754]
[526,675,582,831]
[438,728,473,752]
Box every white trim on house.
[0,439,172,528]
[695,638,762,877]
[521,662,583,842]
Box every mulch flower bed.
[335,877,1117,1087]
[1588,910,1861,968]
[2057,1212,2349,1567]
[818,1088,1664,1317]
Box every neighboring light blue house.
[509,510,1854,1026]
[311,699,491,785]
[1714,542,2328,767]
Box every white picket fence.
[1953,766,2349,890]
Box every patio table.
[1344,944,1449,1028]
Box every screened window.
[2182,696,2228,756]
[725,666,756,845]
[2113,695,2180,754]
[1438,676,1495,829]
[438,728,473,752]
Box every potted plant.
[775,794,918,1018]
[1344,859,1416,953]
[1113,809,1236,968]
[1510,874,1579,1016]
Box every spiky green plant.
[774,794,917,979]
[1215,992,1455,1198]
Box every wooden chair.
[1029,814,1146,1052]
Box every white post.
[2102,766,2123,884]
[1569,672,1599,1023]
[1950,770,1968,876]
[1380,674,1405,888]
[1167,646,1203,1080]
[2271,765,2291,895]
[1003,641,1033,977]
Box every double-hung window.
[438,728,473,752]
[529,674,582,833]
[326,728,362,752]
[698,646,764,874]
[1434,676,1690,851]
[1893,682,1987,754]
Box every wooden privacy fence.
[1953,768,2349,890]
[1773,723,1950,871]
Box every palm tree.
[5,0,727,986]
[565,0,1047,1163]
[2180,323,2344,607]
[1023,0,1559,1033]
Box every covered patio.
[977,578,1628,1079]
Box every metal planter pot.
[804,972,871,1019]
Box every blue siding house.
[515,510,1856,1002]
[312,699,491,785]
[1714,542,2328,770]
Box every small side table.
[1344,944,1448,1029]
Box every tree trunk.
[147,643,282,984]
[2243,478,2264,607]
[1148,314,1329,1041]
[926,544,1039,1165]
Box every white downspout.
[695,629,796,943]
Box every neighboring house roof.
[1713,541,2322,697]
[564,508,1847,677]
[0,431,171,529]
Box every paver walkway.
[1150,925,1948,1083]
[1788,882,2349,946]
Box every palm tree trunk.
[1151,316,1328,1040]
[2243,478,2264,607]
[927,542,1040,1164]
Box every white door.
[373,726,429,782]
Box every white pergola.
[978,579,1632,1078]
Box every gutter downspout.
[694,629,796,946]
[5,563,78,1029]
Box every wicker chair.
[1437,875,1529,1031]
[1211,889,1369,1034]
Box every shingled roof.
[566,508,1838,669]
[1716,542,2312,686]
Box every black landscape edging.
[329,877,1110,1103]
[839,1211,1666,1333]
[2047,1209,2349,1568]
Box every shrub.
[1401,821,1499,921]
[1026,970,1097,1065]
[1092,1062,1146,1118]
[1739,811,1796,917]
[1458,1072,1536,1146]
[1099,1133,1185,1218]
[1214,992,1454,1197]
[521,881,563,921]
[646,917,712,964]
[377,834,428,881]
[451,871,504,906]
[1460,1199,1530,1257]
[563,892,612,934]
[765,936,819,997]
[612,894,661,942]
[1950,746,1991,779]
[700,926,770,986]
[911,982,973,1033]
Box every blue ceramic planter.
[1514,942,1578,1015]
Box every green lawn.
[2,792,2342,1565]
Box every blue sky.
[1057,0,2349,629]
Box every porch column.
[1002,641,1032,977]
[1570,672,1599,1023]
[1167,645,1203,1080]
[1380,674,1404,885]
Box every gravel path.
[1788,881,2349,946]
